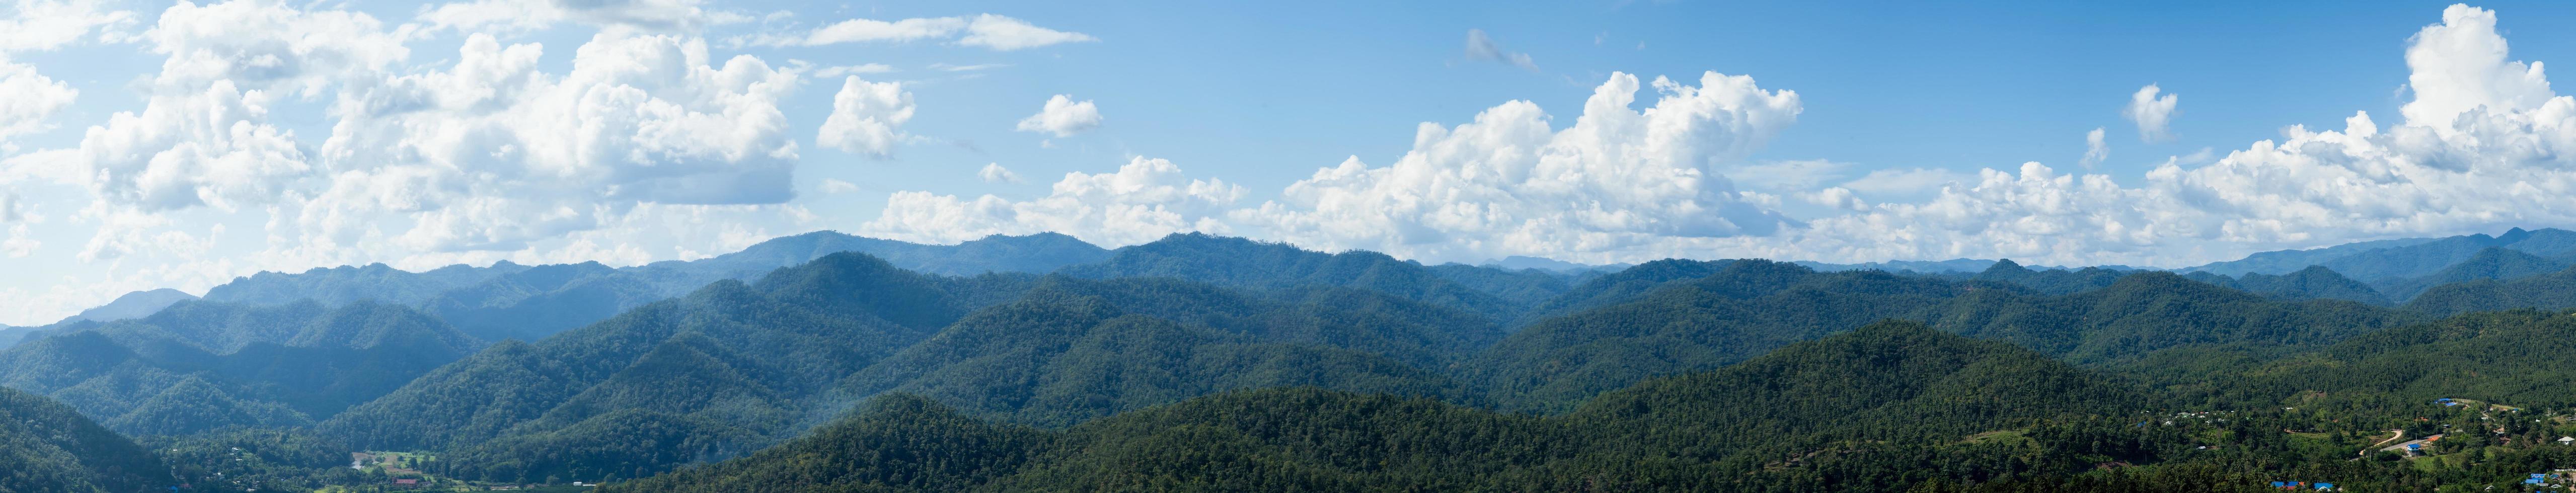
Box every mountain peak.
[60,289,199,324]
[1984,258,2028,273]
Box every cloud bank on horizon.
[0,1,2572,323]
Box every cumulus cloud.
[0,0,134,53]
[1014,95,1101,137]
[978,163,1022,183]
[21,0,809,266]
[1235,71,1802,261]
[2124,84,2179,142]
[852,4,2576,268]
[2081,127,2108,168]
[817,75,916,158]
[1463,29,1537,71]
[0,61,77,147]
[2398,4,2551,131]
[739,14,1091,50]
[860,156,1245,246]
[1742,4,2576,266]
[419,0,736,33]
[312,30,803,254]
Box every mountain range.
[16,227,2576,491]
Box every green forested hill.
[0,387,169,493]
[0,301,482,436]
[2376,247,2566,302]
[1971,259,2129,295]
[1466,264,2413,413]
[44,230,2576,492]
[2405,265,2576,315]
[1061,233,1524,319]
[170,232,1105,346]
[828,281,1463,427]
[605,322,2204,492]
[2166,310,2576,410]
[1504,258,1732,326]
[2187,265,2394,305]
[1464,260,1963,411]
[318,253,977,483]
[329,255,1509,482]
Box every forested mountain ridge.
[160,233,1108,345]
[0,387,173,492]
[2162,309,2576,410]
[1059,233,1532,320]
[608,322,2180,492]
[0,300,481,436]
[1465,262,2415,413]
[2404,264,2576,315]
[322,251,1524,482]
[2182,227,2576,279]
[2185,266,2393,305]
[316,252,990,482]
[814,277,1483,428]
[2376,247,2568,302]
[35,228,2576,491]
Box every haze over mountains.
[13,226,2576,491]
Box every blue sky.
[4,0,2576,324]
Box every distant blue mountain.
[136,232,1109,343]
[1478,256,1631,273]
[2186,227,2576,282]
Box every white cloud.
[0,0,134,53]
[861,156,1245,246]
[1235,71,1801,262]
[2398,4,2551,131]
[2,223,31,257]
[2081,127,2108,168]
[738,13,1091,50]
[845,3,2576,270]
[1799,186,1867,211]
[2124,84,2179,142]
[311,31,803,254]
[1014,94,1101,137]
[811,63,893,78]
[817,75,915,158]
[419,0,732,33]
[1735,4,2576,267]
[74,80,309,213]
[819,178,859,194]
[958,14,1097,51]
[978,162,1021,183]
[775,16,966,46]
[1724,159,1849,192]
[0,61,77,147]
[1463,29,1537,71]
[1837,167,1973,200]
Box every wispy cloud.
[1464,29,1538,71]
[736,14,1093,51]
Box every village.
[313,452,604,492]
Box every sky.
[5,0,2576,324]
